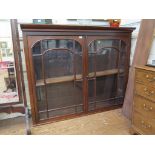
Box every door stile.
[82,36,89,113]
[94,42,97,109]
[27,36,40,124]
[115,40,121,97]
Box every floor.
[0,109,131,135]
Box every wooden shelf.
[36,69,124,86]
[36,74,82,86]
[88,68,124,78]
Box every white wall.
[0,20,12,37]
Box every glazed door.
[30,37,85,121]
[86,37,127,111]
[28,35,128,123]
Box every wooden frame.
[123,19,155,119]
[131,66,155,134]
[21,24,135,125]
[0,19,31,134]
[0,19,22,106]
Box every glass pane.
[42,39,82,52]
[96,48,118,71]
[32,39,82,80]
[44,50,74,78]
[89,39,120,51]
[32,39,83,120]
[33,56,42,80]
[37,81,83,120]
[88,75,117,111]
[0,20,19,104]
[36,85,46,111]
[47,81,83,118]
[96,76,117,100]
[32,41,41,55]
[117,41,126,97]
[88,79,95,103]
[88,40,120,74]
[88,39,126,111]
[117,74,125,97]
[119,41,126,71]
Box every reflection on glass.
[0,20,19,104]
[44,50,74,78]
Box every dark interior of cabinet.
[31,38,126,121]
